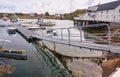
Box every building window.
[113,16,115,21]
[88,12,91,16]
[106,10,108,13]
[106,15,108,18]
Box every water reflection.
[0,59,15,77]
[38,41,103,77]
[0,27,73,77]
[32,41,72,77]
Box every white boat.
[10,18,34,26]
[27,27,41,30]
[38,21,55,26]
[37,16,55,26]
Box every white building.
[74,0,120,23]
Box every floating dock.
[0,46,27,60]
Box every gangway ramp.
[32,35,110,52]
[15,25,120,54]
[16,26,35,40]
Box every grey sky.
[0,0,117,14]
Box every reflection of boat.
[0,64,15,75]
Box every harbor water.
[0,19,103,77]
[0,20,72,77]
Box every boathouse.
[74,0,120,27]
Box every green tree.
[64,9,86,20]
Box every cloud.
[91,0,117,6]
[0,0,117,14]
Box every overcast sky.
[0,0,117,14]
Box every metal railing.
[49,23,111,51]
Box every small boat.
[7,27,16,34]
[10,18,18,22]
[39,21,55,26]
[37,16,55,26]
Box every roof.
[97,0,120,11]
[86,23,108,27]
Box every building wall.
[95,10,115,22]
[110,22,120,29]
[75,5,120,23]
[83,12,95,21]
[114,5,120,22]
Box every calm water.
[0,19,103,77]
[0,19,72,77]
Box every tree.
[45,12,49,16]
[64,9,86,20]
